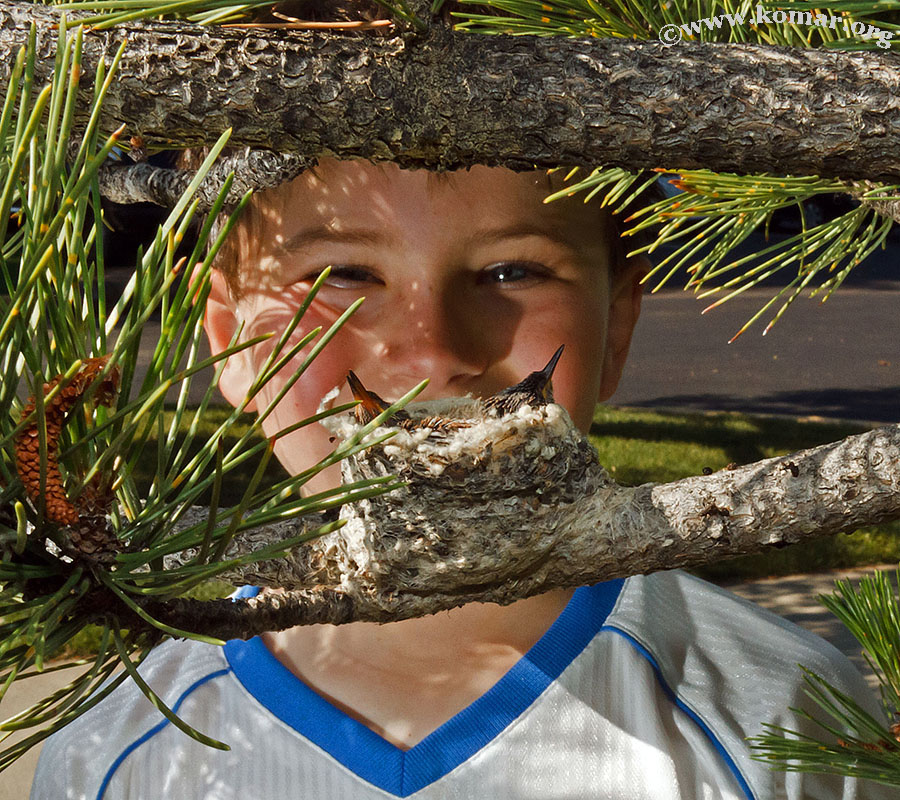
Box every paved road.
[613,283,900,424]
[612,226,900,423]
[1,662,90,800]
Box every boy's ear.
[597,254,649,403]
[203,268,258,412]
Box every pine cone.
[15,356,120,536]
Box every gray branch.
[3,1,900,183]
[160,402,900,640]
[97,150,311,208]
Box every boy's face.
[204,159,645,495]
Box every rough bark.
[3,1,900,182]
[159,400,900,640]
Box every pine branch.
[154,407,900,639]
[2,2,900,181]
[96,151,311,209]
[851,181,900,224]
[750,571,900,786]
[0,20,414,766]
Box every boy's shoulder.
[610,569,866,687]
[29,638,232,799]
[606,570,884,799]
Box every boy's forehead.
[258,159,606,240]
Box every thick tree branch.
[159,403,900,640]
[3,1,900,182]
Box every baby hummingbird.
[481,345,564,417]
[346,371,412,426]
[346,344,564,431]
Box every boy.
[32,159,891,799]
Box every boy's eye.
[306,265,384,288]
[478,261,548,287]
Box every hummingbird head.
[346,371,408,426]
[347,370,383,425]
[482,345,565,416]
[524,344,564,404]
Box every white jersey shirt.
[31,571,892,799]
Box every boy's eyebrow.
[278,226,389,253]
[277,222,585,254]
[473,222,582,250]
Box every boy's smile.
[204,159,645,496]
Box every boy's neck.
[261,588,576,750]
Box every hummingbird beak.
[347,371,390,424]
[534,345,564,400]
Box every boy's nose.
[374,284,486,395]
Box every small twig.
[97,151,311,209]
[848,180,900,225]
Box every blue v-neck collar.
[224,579,625,797]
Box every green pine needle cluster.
[624,172,898,339]
[750,570,900,787]
[0,20,413,769]
[450,0,900,338]
[452,0,900,48]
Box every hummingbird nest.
[218,346,626,610]
[294,397,613,598]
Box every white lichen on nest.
[295,393,613,598]
[322,394,578,475]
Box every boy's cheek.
[245,303,367,430]
[241,290,356,380]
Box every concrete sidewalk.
[3,565,895,799]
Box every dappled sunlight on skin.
[211,159,626,497]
